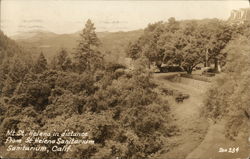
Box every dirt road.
[153,73,249,159]
[154,73,209,159]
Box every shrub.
[203,36,250,139]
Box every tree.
[177,21,205,74]
[32,52,48,74]
[203,20,233,72]
[165,17,180,33]
[51,49,72,71]
[155,20,204,74]
[1,55,31,96]
[126,41,141,60]
[127,18,234,74]
[142,22,165,70]
[157,31,179,67]
[0,31,32,96]
[74,19,103,73]
[203,35,250,139]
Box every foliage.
[32,52,48,74]
[127,18,234,74]
[0,21,175,158]
[50,48,72,71]
[203,35,250,139]
[74,19,104,73]
[0,31,22,65]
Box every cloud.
[28,25,45,29]
[18,24,45,29]
[101,20,128,24]
[22,19,43,23]
[16,30,29,34]
[18,25,27,28]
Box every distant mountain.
[11,30,59,40]
[228,8,250,24]
[97,30,143,62]
[12,29,144,63]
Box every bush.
[203,36,250,139]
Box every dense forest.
[0,17,249,158]
[0,20,175,158]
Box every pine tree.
[62,57,72,71]
[57,49,68,67]
[32,52,48,74]
[1,55,30,96]
[74,19,103,73]
[50,48,72,71]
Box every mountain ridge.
[12,29,144,63]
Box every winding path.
[153,73,249,159]
[154,73,209,159]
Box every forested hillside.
[1,16,249,158]
[0,20,175,158]
[0,31,22,64]
[0,31,33,96]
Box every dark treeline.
[127,18,250,74]
[0,20,175,158]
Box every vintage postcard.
[0,0,249,158]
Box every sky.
[0,0,249,36]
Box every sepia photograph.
[0,0,249,158]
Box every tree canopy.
[74,19,104,73]
[0,20,176,158]
[127,18,234,74]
